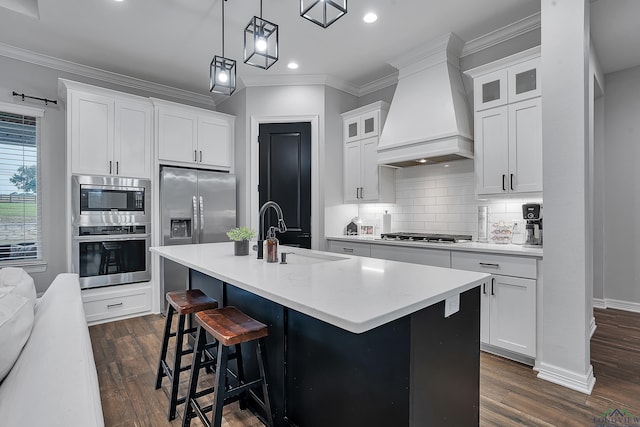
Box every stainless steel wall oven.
[72,175,151,289]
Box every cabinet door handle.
[360,187,364,199]
[502,174,506,191]
[107,302,123,309]
[194,150,198,162]
[510,173,514,191]
[109,160,112,174]
[482,282,486,295]
[491,278,495,296]
[343,247,354,253]
[479,262,500,268]
[199,150,203,162]
[116,161,119,175]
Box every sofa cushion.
[0,267,37,303]
[0,273,104,426]
[0,292,35,381]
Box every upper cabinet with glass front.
[471,49,541,111]
[343,108,381,143]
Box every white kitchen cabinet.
[370,245,450,268]
[66,82,152,179]
[154,99,234,171]
[82,283,152,325]
[343,108,381,143]
[474,99,542,195]
[327,240,371,257]
[452,251,536,358]
[468,48,542,196]
[471,52,540,111]
[341,102,395,203]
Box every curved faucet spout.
[257,201,287,259]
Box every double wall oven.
[72,175,151,289]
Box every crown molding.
[241,74,360,97]
[0,42,215,107]
[357,72,398,96]
[461,12,541,58]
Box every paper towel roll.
[382,211,391,234]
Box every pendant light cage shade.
[244,16,279,70]
[210,55,237,95]
[300,0,347,28]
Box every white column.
[538,0,595,394]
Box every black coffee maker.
[522,203,543,246]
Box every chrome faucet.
[257,201,287,259]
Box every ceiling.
[0,1,637,99]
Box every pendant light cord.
[260,0,262,18]
[221,0,226,57]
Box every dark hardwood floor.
[89,308,640,426]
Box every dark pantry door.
[259,122,311,249]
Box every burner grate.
[380,232,472,243]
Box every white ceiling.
[0,1,637,97]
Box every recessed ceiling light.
[363,12,377,23]
[287,62,299,70]
[417,159,427,164]
[113,0,124,2]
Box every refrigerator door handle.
[199,196,204,238]
[192,196,198,244]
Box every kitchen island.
[151,242,490,427]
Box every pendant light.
[244,0,278,69]
[300,0,347,28]
[210,0,236,95]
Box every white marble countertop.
[151,242,490,334]
[326,235,543,257]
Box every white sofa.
[0,271,104,427]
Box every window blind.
[0,109,41,262]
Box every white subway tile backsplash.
[356,159,541,240]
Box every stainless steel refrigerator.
[160,166,236,302]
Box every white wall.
[0,54,216,293]
[602,65,640,306]
[324,86,358,241]
[217,88,248,227]
[357,159,540,239]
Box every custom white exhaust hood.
[377,33,474,168]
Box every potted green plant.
[226,227,256,256]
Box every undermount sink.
[280,251,343,265]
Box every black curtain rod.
[12,91,58,106]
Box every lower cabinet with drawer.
[452,252,537,359]
[327,240,371,257]
[82,283,152,325]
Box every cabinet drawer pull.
[107,302,123,309]
[342,248,354,253]
[491,278,495,296]
[479,262,500,268]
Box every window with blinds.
[0,108,41,263]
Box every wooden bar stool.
[155,289,219,420]
[182,306,274,427]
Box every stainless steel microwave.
[71,175,151,231]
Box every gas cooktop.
[379,232,473,243]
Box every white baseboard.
[537,362,596,395]
[592,298,640,313]
[590,316,597,338]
